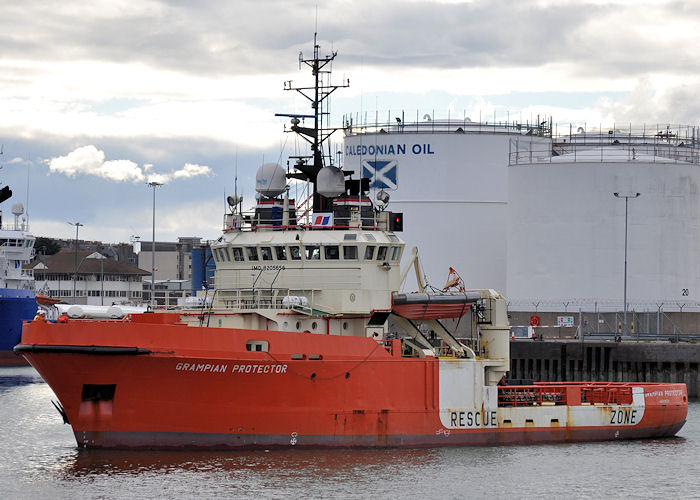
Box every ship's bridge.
[211,215,404,316]
[211,162,405,317]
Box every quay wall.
[509,340,700,398]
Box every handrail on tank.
[342,109,553,138]
[509,123,700,166]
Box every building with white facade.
[32,249,149,305]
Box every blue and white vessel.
[0,198,36,365]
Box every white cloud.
[48,145,144,182]
[173,162,212,179]
[145,162,213,184]
[145,173,169,184]
[48,146,213,185]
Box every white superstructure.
[0,204,35,290]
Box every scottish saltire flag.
[362,160,398,190]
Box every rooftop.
[29,249,149,276]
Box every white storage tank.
[507,145,700,309]
[343,118,550,292]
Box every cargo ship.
[16,36,687,449]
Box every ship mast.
[278,33,349,213]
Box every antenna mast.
[280,33,349,212]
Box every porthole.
[311,321,318,330]
[343,321,348,330]
[283,321,289,330]
[295,321,301,330]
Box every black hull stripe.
[14,345,150,355]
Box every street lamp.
[67,221,83,304]
[88,252,107,305]
[613,192,640,340]
[148,181,163,308]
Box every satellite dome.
[317,166,345,198]
[11,202,24,216]
[255,163,287,197]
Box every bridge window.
[260,246,273,261]
[363,233,376,241]
[389,246,400,261]
[232,247,244,261]
[246,247,259,261]
[305,245,320,260]
[324,245,339,260]
[343,245,358,260]
[377,246,388,261]
[289,245,301,260]
[223,247,231,261]
[364,245,375,260]
[275,246,287,260]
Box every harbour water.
[1,366,698,499]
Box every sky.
[1,0,699,245]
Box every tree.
[34,237,61,256]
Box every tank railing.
[344,110,552,138]
[510,124,700,165]
[510,143,700,165]
[553,123,700,146]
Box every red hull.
[17,316,688,450]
